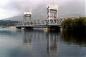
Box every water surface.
[0,28,86,57]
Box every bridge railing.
[16,18,64,27]
[32,19,64,26]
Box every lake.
[0,28,86,57]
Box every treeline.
[61,17,86,32]
[0,20,18,27]
[61,17,86,46]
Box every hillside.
[0,20,18,26]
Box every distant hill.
[5,16,24,21]
[0,20,18,26]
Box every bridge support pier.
[24,27,33,30]
[16,27,21,29]
[44,26,60,32]
[16,26,33,30]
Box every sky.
[0,0,85,20]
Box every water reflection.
[46,32,59,57]
[62,31,86,46]
[23,31,32,44]
[1,28,86,57]
[22,30,60,57]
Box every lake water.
[0,28,86,57]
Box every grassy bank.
[61,17,86,32]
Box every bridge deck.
[16,19,64,28]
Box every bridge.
[16,1,64,31]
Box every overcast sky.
[0,0,85,20]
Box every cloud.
[0,0,47,20]
[0,8,20,19]
[0,0,10,7]
[58,0,85,17]
[0,0,20,19]
[32,0,85,19]
[0,0,85,20]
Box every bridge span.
[16,19,64,31]
[16,2,64,31]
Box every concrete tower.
[47,0,58,20]
[23,11,32,25]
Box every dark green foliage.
[61,18,73,30]
[61,17,86,32]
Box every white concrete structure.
[23,11,32,25]
[47,0,58,20]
